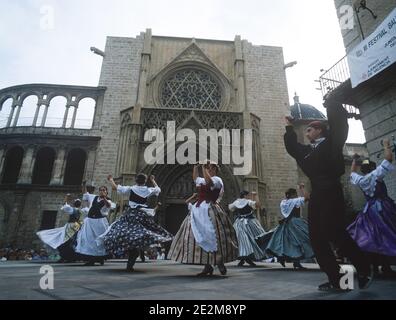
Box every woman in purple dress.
[347,138,396,276]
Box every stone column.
[62,105,71,128]
[0,146,6,181]
[117,121,141,178]
[6,105,16,127]
[32,104,41,127]
[50,147,67,185]
[132,28,152,124]
[8,191,28,247]
[40,104,50,127]
[17,146,36,184]
[70,106,78,128]
[12,104,22,127]
[234,36,247,112]
[83,148,97,185]
[91,96,103,130]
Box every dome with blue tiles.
[290,93,326,121]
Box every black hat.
[240,190,249,198]
[361,159,376,174]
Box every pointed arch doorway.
[142,164,241,236]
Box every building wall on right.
[333,0,396,200]
[334,0,396,52]
[357,88,396,200]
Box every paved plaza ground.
[1,259,395,300]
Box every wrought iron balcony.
[319,55,350,98]
[318,56,362,119]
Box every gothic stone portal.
[144,164,241,237]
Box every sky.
[0,0,365,142]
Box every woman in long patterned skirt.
[266,184,314,270]
[102,174,173,271]
[347,139,396,276]
[168,163,238,276]
[229,191,268,267]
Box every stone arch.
[0,94,15,107]
[64,148,87,185]
[140,162,241,235]
[17,95,38,126]
[45,96,67,127]
[32,147,56,185]
[74,97,96,129]
[1,146,24,184]
[19,91,41,104]
[0,97,13,128]
[47,93,70,104]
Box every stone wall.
[93,35,144,187]
[243,42,298,227]
[334,0,396,53]
[333,0,396,200]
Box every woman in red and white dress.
[168,162,238,276]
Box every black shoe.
[196,265,214,276]
[318,282,351,293]
[279,258,286,268]
[237,260,245,267]
[293,261,307,270]
[126,263,134,272]
[218,264,227,275]
[246,258,257,267]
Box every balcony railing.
[318,56,362,119]
[0,116,93,129]
[0,84,106,130]
[319,55,350,98]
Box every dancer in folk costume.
[229,191,268,267]
[75,186,115,266]
[102,174,173,272]
[37,194,86,262]
[284,102,372,291]
[266,184,314,270]
[347,139,396,276]
[168,162,238,276]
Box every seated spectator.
[157,249,166,260]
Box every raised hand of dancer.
[202,163,212,185]
[107,175,117,190]
[251,191,262,209]
[285,116,294,126]
[192,164,199,181]
[351,155,359,173]
[149,175,159,188]
[383,138,393,163]
[298,183,310,201]
[64,193,72,204]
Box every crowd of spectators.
[0,246,167,262]
[0,247,60,261]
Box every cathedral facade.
[0,30,361,248]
